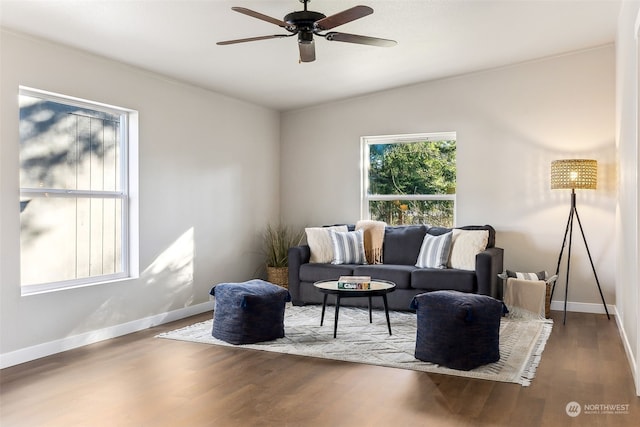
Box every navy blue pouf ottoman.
[209,280,291,345]
[410,290,502,371]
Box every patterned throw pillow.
[330,229,367,265]
[415,232,452,269]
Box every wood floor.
[1,310,638,427]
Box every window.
[362,132,456,227]
[19,87,138,294]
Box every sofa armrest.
[476,247,504,299]
[288,245,311,304]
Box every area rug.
[156,305,553,386]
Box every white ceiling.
[0,0,622,111]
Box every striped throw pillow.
[506,270,546,281]
[330,229,367,265]
[415,232,453,269]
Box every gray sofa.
[288,224,504,311]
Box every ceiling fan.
[217,0,397,63]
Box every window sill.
[21,275,137,297]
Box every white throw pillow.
[305,226,348,263]
[330,229,367,265]
[449,229,489,270]
[415,232,452,269]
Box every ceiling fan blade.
[231,7,288,28]
[217,34,290,45]
[325,32,397,47]
[299,41,316,62]
[314,5,373,31]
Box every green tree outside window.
[366,138,456,227]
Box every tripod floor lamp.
[550,159,610,324]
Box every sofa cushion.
[426,226,451,236]
[416,232,452,269]
[330,229,367,265]
[306,225,348,263]
[299,263,355,283]
[382,225,428,265]
[411,268,476,293]
[352,265,415,290]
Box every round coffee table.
[313,279,396,338]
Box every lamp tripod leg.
[551,204,574,302]
[563,207,574,325]
[573,208,611,320]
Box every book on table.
[337,276,371,290]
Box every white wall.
[615,0,640,396]
[281,46,616,310]
[0,30,280,364]
[0,24,626,373]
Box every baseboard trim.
[549,300,616,315]
[0,301,214,369]
[613,306,639,396]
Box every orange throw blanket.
[355,220,386,264]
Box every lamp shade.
[550,159,597,190]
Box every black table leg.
[320,294,328,326]
[334,295,341,338]
[382,294,392,335]
[368,296,373,323]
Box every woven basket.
[267,266,289,289]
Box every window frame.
[360,132,457,226]
[18,86,139,295]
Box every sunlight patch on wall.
[143,227,195,294]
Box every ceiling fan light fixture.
[298,32,314,44]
